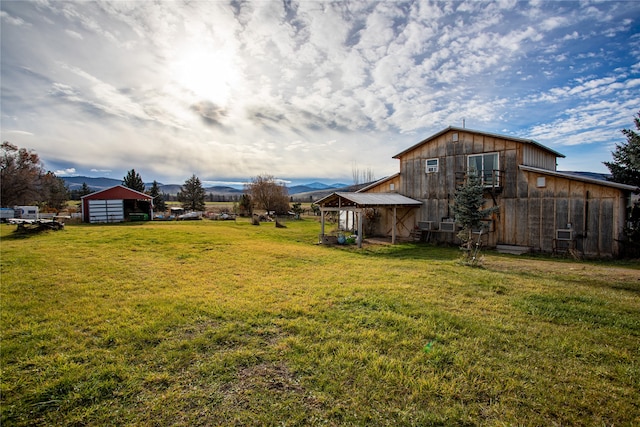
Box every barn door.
[88,199,124,223]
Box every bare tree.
[352,162,375,186]
[2,142,42,206]
[245,175,290,215]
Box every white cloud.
[0,10,29,26]
[55,168,77,176]
[1,0,638,181]
[65,29,83,40]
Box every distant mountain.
[304,182,332,190]
[62,176,121,191]
[287,182,349,195]
[290,182,372,201]
[62,176,344,196]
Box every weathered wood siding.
[494,170,627,257]
[356,176,416,238]
[364,175,401,194]
[366,128,630,256]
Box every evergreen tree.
[40,172,69,211]
[122,169,145,192]
[604,111,640,256]
[80,182,92,196]
[452,173,499,265]
[148,180,166,212]
[177,174,206,211]
[237,194,252,217]
[604,111,640,188]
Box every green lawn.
[1,219,639,426]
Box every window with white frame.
[426,158,439,173]
[467,153,499,186]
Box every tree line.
[0,141,292,218]
[2,111,638,226]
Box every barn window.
[426,158,439,173]
[467,153,499,187]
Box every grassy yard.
[1,219,638,426]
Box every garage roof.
[81,185,153,200]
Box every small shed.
[315,192,422,247]
[81,185,153,223]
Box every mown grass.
[1,219,639,426]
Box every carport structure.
[315,192,422,248]
[82,185,153,223]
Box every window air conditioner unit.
[418,221,434,230]
[556,229,573,241]
[440,222,456,232]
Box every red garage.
[81,185,154,223]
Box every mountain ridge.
[62,176,349,195]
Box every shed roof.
[520,165,639,192]
[393,126,566,159]
[81,185,153,200]
[315,192,422,208]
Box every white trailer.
[0,208,15,222]
[15,206,39,220]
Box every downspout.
[392,206,397,244]
[583,191,589,238]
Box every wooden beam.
[357,209,363,248]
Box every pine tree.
[177,174,206,212]
[41,172,69,211]
[237,194,253,217]
[148,180,166,212]
[604,111,640,256]
[80,182,92,196]
[122,169,145,192]
[451,173,499,265]
[604,111,640,188]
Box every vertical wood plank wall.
[365,129,629,257]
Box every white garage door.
[88,199,124,223]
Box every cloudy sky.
[1,1,639,186]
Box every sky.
[1,0,639,187]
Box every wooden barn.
[81,185,153,223]
[356,127,637,257]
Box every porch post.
[320,209,325,239]
[357,208,363,248]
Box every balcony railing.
[456,169,504,190]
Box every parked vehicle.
[0,208,15,222]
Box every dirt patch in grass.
[217,361,326,424]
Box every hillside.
[62,176,349,196]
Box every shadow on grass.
[350,242,462,261]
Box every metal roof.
[519,165,639,192]
[393,126,566,159]
[81,185,153,200]
[315,192,422,208]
